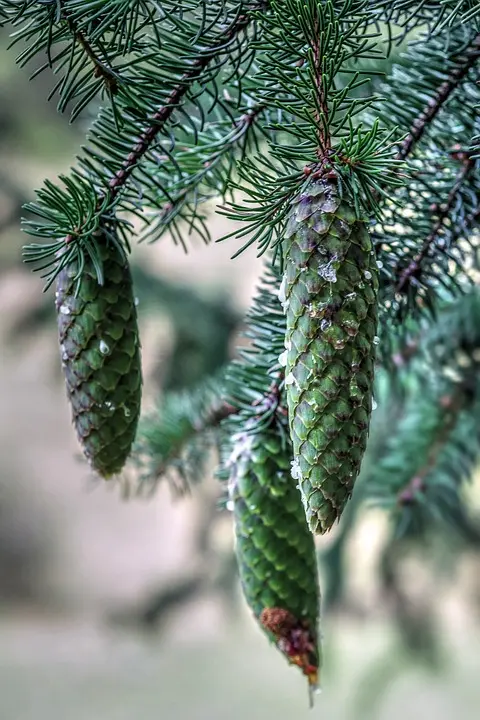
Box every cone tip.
[307,670,321,708]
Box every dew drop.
[123,407,131,417]
[278,350,288,367]
[134,297,140,307]
[104,401,116,413]
[320,319,331,331]
[373,336,380,346]
[59,304,71,315]
[376,260,383,269]
[372,399,378,410]
[225,499,234,512]
[285,372,295,385]
[99,339,110,355]
[364,270,372,280]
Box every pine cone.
[229,426,321,691]
[283,177,378,534]
[56,236,142,477]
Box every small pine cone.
[56,236,142,477]
[283,177,378,534]
[229,427,321,690]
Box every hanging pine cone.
[283,175,378,534]
[228,425,321,695]
[56,234,142,477]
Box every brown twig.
[56,0,119,94]
[311,10,330,158]
[72,25,118,93]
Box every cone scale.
[56,236,142,477]
[283,176,378,534]
[229,427,321,696]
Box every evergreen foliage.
[4,0,480,703]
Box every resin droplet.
[99,339,110,355]
[290,458,302,480]
[318,258,337,283]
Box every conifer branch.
[135,375,232,492]
[146,102,266,242]
[397,392,464,506]
[104,14,252,205]
[69,22,118,94]
[395,154,475,293]
[23,3,261,284]
[53,1,118,92]
[397,33,480,161]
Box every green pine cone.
[283,176,378,534]
[229,426,321,691]
[56,236,142,477]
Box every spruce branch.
[364,288,480,537]
[67,18,119,95]
[369,0,480,33]
[135,259,287,492]
[2,0,158,119]
[140,101,267,244]
[104,13,253,207]
[397,34,480,161]
[395,153,475,294]
[396,392,465,507]
[23,2,261,287]
[220,0,403,256]
[373,25,480,320]
[135,375,232,493]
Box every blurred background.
[1,31,480,720]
